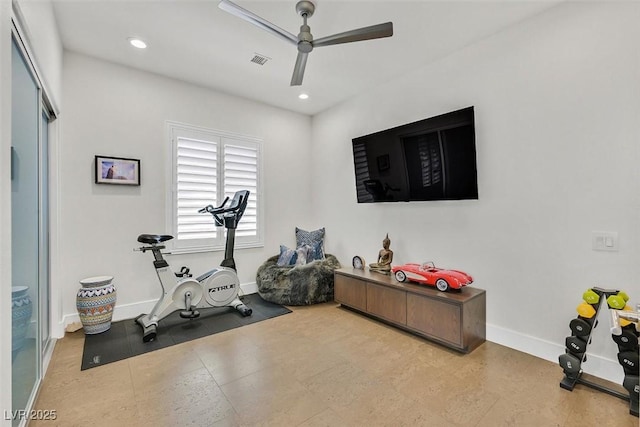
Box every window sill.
[166,241,264,256]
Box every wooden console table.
[334,267,486,353]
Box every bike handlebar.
[198,196,230,214]
[198,191,249,220]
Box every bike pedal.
[179,310,200,319]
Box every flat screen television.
[352,106,478,203]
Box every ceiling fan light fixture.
[128,38,147,49]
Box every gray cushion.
[295,227,325,260]
[276,245,298,266]
[257,254,341,305]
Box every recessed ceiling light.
[298,93,309,100]
[128,38,147,49]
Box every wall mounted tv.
[352,106,478,203]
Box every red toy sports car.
[391,262,473,292]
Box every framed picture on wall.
[94,155,140,186]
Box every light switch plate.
[592,231,619,252]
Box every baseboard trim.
[241,281,258,296]
[53,289,622,385]
[486,323,623,384]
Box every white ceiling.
[52,0,559,116]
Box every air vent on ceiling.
[250,53,271,65]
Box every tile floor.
[32,301,637,427]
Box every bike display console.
[334,268,486,353]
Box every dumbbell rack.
[559,287,639,417]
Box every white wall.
[26,0,639,389]
[58,52,312,334]
[14,0,63,108]
[311,2,640,383]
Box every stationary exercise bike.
[134,190,252,342]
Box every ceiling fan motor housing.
[296,1,315,18]
[298,24,313,52]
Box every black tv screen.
[352,106,478,203]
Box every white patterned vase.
[76,276,117,334]
[12,286,32,355]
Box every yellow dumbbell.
[577,302,596,319]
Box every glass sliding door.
[10,33,50,425]
[40,109,51,355]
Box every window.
[167,121,263,253]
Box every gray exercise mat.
[80,293,291,370]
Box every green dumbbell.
[618,290,630,302]
[583,289,600,305]
[607,294,626,310]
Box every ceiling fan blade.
[290,51,309,86]
[313,22,393,48]
[218,0,297,45]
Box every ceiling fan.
[218,0,393,86]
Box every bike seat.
[137,234,174,244]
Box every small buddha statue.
[369,234,393,274]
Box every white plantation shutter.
[224,143,258,239]
[176,137,218,241]
[168,122,262,252]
